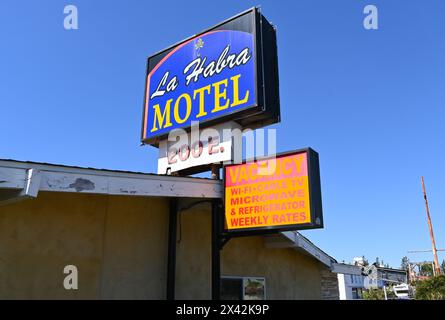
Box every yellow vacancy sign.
[224,150,323,232]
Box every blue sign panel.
[142,30,256,141]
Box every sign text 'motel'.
[141,8,280,145]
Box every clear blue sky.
[1,0,444,268]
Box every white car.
[392,283,413,299]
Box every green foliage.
[415,275,445,300]
[400,256,409,271]
[363,287,396,300]
[420,264,434,277]
[363,288,385,300]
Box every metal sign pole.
[166,198,178,300]
[211,164,221,300]
[211,199,221,300]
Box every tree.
[363,256,369,266]
[421,263,434,277]
[441,260,445,274]
[375,257,380,266]
[381,260,389,268]
[415,275,445,300]
[401,256,409,271]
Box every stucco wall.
[99,195,169,299]
[176,206,326,300]
[175,208,212,299]
[0,192,330,300]
[0,192,169,299]
[222,237,323,300]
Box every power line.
[407,249,445,253]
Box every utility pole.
[421,176,441,275]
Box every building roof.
[0,158,217,178]
[331,263,363,275]
[264,231,337,268]
[375,265,407,274]
[0,158,222,205]
[331,262,408,276]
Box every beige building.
[0,159,339,300]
